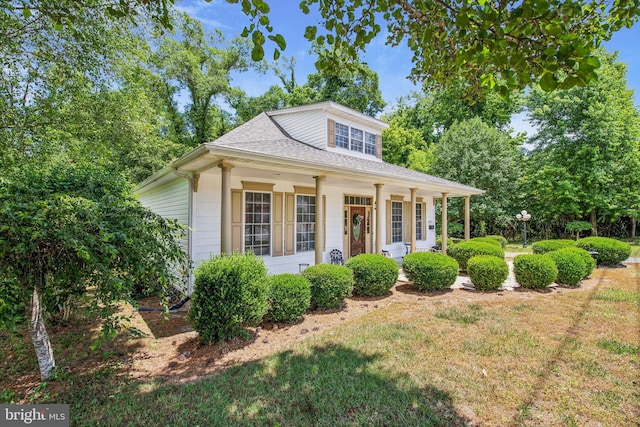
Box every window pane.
[365,132,376,155]
[296,195,316,252]
[416,203,423,241]
[351,128,363,152]
[335,123,349,148]
[244,192,271,255]
[392,201,403,243]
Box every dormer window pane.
[365,132,376,155]
[335,123,349,148]
[350,128,363,152]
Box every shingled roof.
[205,112,483,195]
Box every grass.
[505,242,533,253]
[1,264,639,426]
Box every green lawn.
[2,264,638,426]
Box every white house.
[136,101,483,293]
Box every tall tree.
[525,50,640,235]
[426,117,524,235]
[154,12,248,145]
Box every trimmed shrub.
[486,235,508,249]
[469,237,502,247]
[301,263,354,310]
[402,252,459,292]
[265,274,311,323]
[448,241,505,271]
[345,254,398,297]
[531,239,575,254]
[190,253,268,343]
[560,247,596,278]
[513,254,558,289]
[546,249,586,286]
[575,237,632,266]
[467,255,509,291]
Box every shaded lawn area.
[1,265,638,426]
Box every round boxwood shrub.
[447,241,505,271]
[531,239,575,254]
[190,252,268,343]
[467,255,509,291]
[345,254,398,297]
[486,235,508,249]
[575,237,632,266]
[402,252,459,292]
[560,246,596,278]
[265,274,311,323]
[546,249,586,286]
[513,254,558,289]
[469,237,502,247]
[301,263,354,310]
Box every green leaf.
[540,72,557,91]
[268,34,286,50]
[22,8,32,19]
[251,45,264,61]
[304,25,317,40]
[273,48,280,60]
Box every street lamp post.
[516,210,532,248]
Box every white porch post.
[441,192,449,255]
[314,176,326,265]
[375,183,383,254]
[220,161,234,254]
[410,188,417,253]
[464,195,471,241]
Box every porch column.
[464,195,471,241]
[375,183,383,254]
[410,188,417,253]
[314,176,326,265]
[441,192,449,255]
[220,161,234,254]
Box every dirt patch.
[126,271,607,385]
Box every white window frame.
[391,201,403,243]
[335,123,349,149]
[416,203,423,241]
[296,194,316,252]
[244,191,271,256]
[365,132,376,155]
[334,122,377,157]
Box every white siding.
[271,110,327,149]
[192,172,221,266]
[138,178,189,251]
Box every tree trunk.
[632,217,637,240]
[590,209,598,236]
[30,288,56,381]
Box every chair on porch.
[330,249,344,265]
[381,249,392,258]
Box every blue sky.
[177,1,640,134]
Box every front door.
[350,206,366,257]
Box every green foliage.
[566,221,593,237]
[532,240,576,254]
[469,237,502,248]
[402,252,459,292]
[485,235,508,249]
[345,254,398,297]
[436,237,454,248]
[190,253,269,343]
[467,256,509,291]
[448,242,505,271]
[546,249,587,286]
[525,51,640,232]
[594,287,640,304]
[575,237,632,266]
[0,162,190,329]
[597,339,640,355]
[301,264,354,310]
[235,1,640,96]
[513,254,558,289]
[560,247,596,279]
[265,274,311,323]
[426,118,523,235]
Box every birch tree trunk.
[30,288,56,381]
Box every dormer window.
[334,122,377,157]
